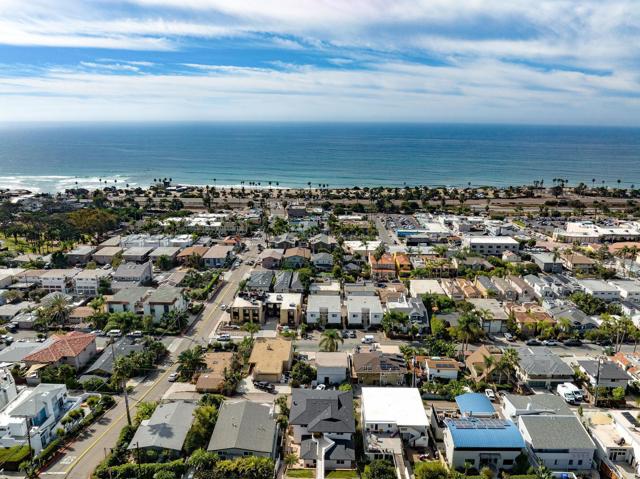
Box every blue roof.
[455,393,495,416]
[445,417,525,449]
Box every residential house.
[316,352,349,385]
[455,393,497,418]
[443,417,525,470]
[530,252,564,273]
[203,244,235,268]
[577,360,631,390]
[265,292,303,326]
[368,253,397,280]
[122,246,153,263]
[311,252,334,271]
[456,278,482,299]
[0,383,82,453]
[195,352,235,393]
[453,257,494,272]
[361,387,429,462]
[467,298,508,333]
[92,246,123,265]
[351,352,407,386]
[440,279,465,301]
[248,337,293,382]
[475,276,500,298]
[394,253,413,278]
[409,279,446,298]
[230,295,265,324]
[524,274,555,300]
[246,270,274,292]
[577,279,620,302]
[562,252,596,274]
[501,393,571,421]
[309,234,337,253]
[515,347,574,388]
[84,338,145,378]
[465,346,504,383]
[176,245,209,264]
[491,277,518,302]
[258,248,284,269]
[74,269,110,296]
[282,247,311,269]
[128,401,197,456]
[343,282,377,298]
[346,295,383,328]
[613,352,640,382]
[309,280,341,296]
[105,287,149,314]
[609,280,640,303]
[289,389,355,470]
[385,295,428,323]
[461,236,519,256]
[424,357,459,382]
[40,269,80,293]
[208,400,278,460]
[505,302,555,337]
[66,245,97,265]
[112,262,153,285]
[518,415,595,471]
[507,275,535,302]
[143,286,187,322]
[23,332,96,369]
[306,295,342,327]
[270,233,298,249]
[148,246,180,265]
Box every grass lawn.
[327,471,360,478]
[286,470,314,478]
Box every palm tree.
[535,466,553,479]
[455,312,482,356]
[177,345,207,380]
[319,329,344,352]
[46,294,71,328]
[89,295,105,314]
[482,354,495,382]
[242,321,260,340]
[112,356,134,425]
[501,348,520,382]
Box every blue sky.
[0,0,639,124]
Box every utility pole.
[112,340,132,426]
[593,356,602,407]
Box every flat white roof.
[409,279,445,297]
[362,387,428,427]
[465,236,519,245]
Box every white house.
[461,236,519,256]
[609,281,640,303]
[143,287,187,322]
[518,415,595,471]
[424,357,459,381]
[40,269,80,293]
[112,262,153,285]
[577,280,620,302]
[74,269,111,296]
[501,393,571,421]
[0,382,82,453]
[361,387,429,463]
[346,296,383,328]
[577,360,631,390]
[316,352,349,385]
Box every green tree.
[319,329,344,352]
[535,466,554,479]
[177,345,207,380]
[454,311,482,355]
[185,404,218,453]
[290,361,316,386]
[187,448,218,473]
[414,461,450,479]
[363,459,396,479]
[242,321,260,340]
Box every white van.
[361,335,375,344]
[107,329,122,338]
[562,382,583,402]
[557,383,576,404]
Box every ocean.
[0,123,639,192]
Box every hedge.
[94,458,186,479]
[0,445,30,470]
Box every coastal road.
[41,244,259,478]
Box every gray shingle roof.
[289,389,355,434]
[578,360,632,381]
[208,400,277,455]
[516,347,574,378]
[520,415,595,450]
[503,393,572,416]
[85,338,145,376]
[128,401,197,452]
[300,437,355,461]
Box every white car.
[361,335,375,344]
[220,304,227,311]
[542,339,560,346]
[217,333,231,342]
[485,389,496,401]
[315,384,326,390]
[168,372,179,382]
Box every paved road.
[41,244,259,478]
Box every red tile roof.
[24,332,95,364]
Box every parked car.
[216,333,231,342]
[525,339,542,346]
[361,335,375,344]
[220,304,227,311]
[504,332,515,342]
[127,330,143,338]
[349,330,357,339]
[341,330,350,339]
[315,384,327,390]
[253,380,275,393]
[168,372,179,382]
[485,389,496,401]
[542,339,560,346]
[107,329,122,338]
[563,338,583,346]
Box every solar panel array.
[450,418,509,430]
